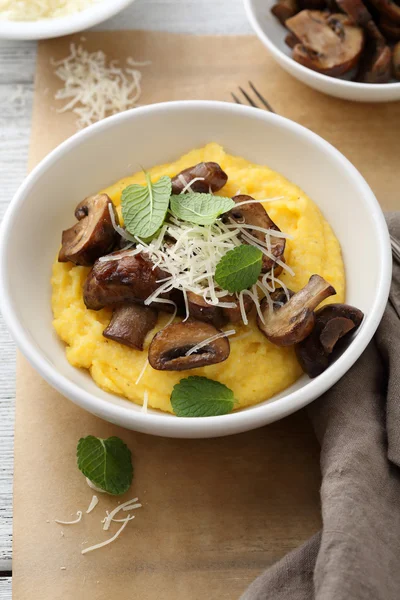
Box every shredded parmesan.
[142,390,149,413]
[186,330,236,356]
[86,495,99,514]
[0,0,99,21]
[81,518,130,555]
[135,359,149,386]
[103,498,142,531]
[55,511,83,525]
[52,44,150,129]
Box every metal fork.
[231,82,400,265]
[231,81,276,113]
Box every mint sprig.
[171,376,235,417]
[215,245,263,293]
[77,436,133,495]
[170,193,235,225]
[121,173,171,238]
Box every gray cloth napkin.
[242,213,400,600]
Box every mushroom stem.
[257,274,336,347]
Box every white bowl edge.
[0,101,392,438]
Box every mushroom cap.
[171,162,228,195]
[271,0,298,25]
[380,17,400,42]
[58,194,118,266]
[369,0,400,24]
[295,303,364,377]
[83,251,170,311]
[148,320,230,371]
[257,274,336,347]
[227,195,285,273]
[103,304,158,350]
[187,292,227,328]
[393,41,400,80]
[361,43,392,83]
[287,10,365,76]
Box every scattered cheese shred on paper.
[81,518,130,555]
[0,0,99,21]
[55,510,83,525]
[51,44,150,129]
[86,495,99,514]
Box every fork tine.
[248,81,276,113]
[231,92,242,104]
[239,86,258,108]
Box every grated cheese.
[81,518,130,555]
[55,511,83,525]
[142,390,149,413]
[0,0,99,21]
[52,44,150,129]
[135,359,149,386]
[186,329,236,356]
[103,497,142,531]
[86,495,99,514]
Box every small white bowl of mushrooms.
[244,0,400,102]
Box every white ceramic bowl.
[244,0,400,103]
[0,0,135,40]
[0,101,392,438]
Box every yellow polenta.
[51,143,345,413]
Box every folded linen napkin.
[242,214,400,600]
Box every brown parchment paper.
[13,31,400,600]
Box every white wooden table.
[0,0,251,596]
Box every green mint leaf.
[170,193,235,225]
[77,436,133,496]
[214,245,263,293]
[121,173,171,238]
[171,376,235,417]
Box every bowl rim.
[0,100,392,437]
[243,0,400,92]
[0,0,135,40]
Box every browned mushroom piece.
[83,250,170,310]
[58,194,119,266]
[271,0,298,25]
[171,162,228,195]
[295,303,364,377]
[369,0,400,24]
[227,195,285,273]
[187,292,227,328]
[361,44,392,82]
[287,10,365,76]
[299,0,327,8]
[222,293,254,323]
[337,0,392,82]
[103,304,158,350]
[148,320,230,371]
[285,32,301,49]
[257,274,336,346]
[380,17,400,41]
[393,41,400,79]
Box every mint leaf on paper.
[77,436,133,496]
[171,376,235,417]
[215,245,263,293]
[121,173,171,238]
[170,193,235,225]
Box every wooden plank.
[0,578,11,599]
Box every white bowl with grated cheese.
[0,0,136,40]
[0,101,391,438]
